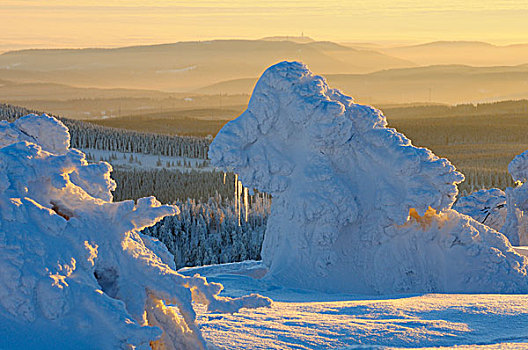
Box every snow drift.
[0,114,270,350]
[209,61,528,294]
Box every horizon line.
[3,37,528,54]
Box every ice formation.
[0,114,270,350]
[209,61,528,294]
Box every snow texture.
[0,114,270,350]
[455,150,528,246]
[183,261,528,350]
[510,149,528,184]
[209,61,528,294]
[0,113,69,154]
[453,188,507,232]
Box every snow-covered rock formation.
[0,114,270,350]
[209,61,528,294]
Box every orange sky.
[2,0,528,51]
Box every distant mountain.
[401,41,495,48]
[381,41,528,66]
[0,76,252,120]
[0,78,173,101]
[195,78,258,95]
[260,36,315,43]
[0,39,414,92]
[196,64,528,105]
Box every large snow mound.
[0,114,270,350]
[209,61,528,294]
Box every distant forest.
[0,103,210,159]
[385,100,528,194]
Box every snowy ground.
[181,261,528,350]
[79,148,213,172]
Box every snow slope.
[209,61,528,294]
[0,114,270,350]
[183,261,528,350]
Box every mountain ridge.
[196,63,528,104]
[0,39,415,91]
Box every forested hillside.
[385,100,528,194]
[0,103,210,159]
[67,120,210,159]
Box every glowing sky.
[1,0,528,51]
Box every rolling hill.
[0,39,414,92]
[379,41,528,67]
[197,64,528,104]
[0,78,173,100]
[0,77,251,119]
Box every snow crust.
[209,61,528,294]
[0,114,270,350]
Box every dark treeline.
[66,120,210,159]
[0,103,37,121]
[383,99,528,119]
[112,168,235,203]
[113,167,272,269]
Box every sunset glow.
[2,0,528,51]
